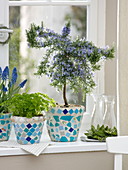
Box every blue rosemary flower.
[62,26,70,37]
[62,21,71,37]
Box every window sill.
[0,118,107,157]
[0,138,106,157]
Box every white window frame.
[0,0,106,129]
[0,0,107,156]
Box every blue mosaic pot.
[12,116,45,145]
[47,105,85,142]
[0,113,12,141]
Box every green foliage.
[9,5,20,28]
[9,28,21,72]
[9,27,35,92]
[85,125,117,142]
[1,93,56,118]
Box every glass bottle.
[103,95,116,128]
[91,94,104,127]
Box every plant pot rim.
[54,104,85,109]
[48,104,85,116]
[0,112,12,115]
[55,104,85,108]
[0,113,12,119]
[11,116,45,123]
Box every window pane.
[9,5,87,106]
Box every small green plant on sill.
[85,125,117,142]
[1,93,56,118]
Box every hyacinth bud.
[0,67,2,79]
[19,79,27,88]
[2,84,8,92]
[11,67,18,84]
[8,81,12,88]
[2,66,9,80]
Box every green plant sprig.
[1,93,56,118]
[85,125,117,142]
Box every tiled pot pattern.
[12,116,44,145]
[47,106,85,142]
[0,113,12,141]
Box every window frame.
[0,0,106,132]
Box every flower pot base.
[12,116,44,145]
[49,136,78,142]
[47,106,84,142]
[0,113,12,141]
[14,122,44,144]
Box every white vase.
[103,95,116,128]
[91,94,104,127]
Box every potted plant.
[85,125,117,142]
[0,66,27,141]
[26,21,115,142]
[2,93,55,144]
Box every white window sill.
[0,138,106,157]
[0,115,107,157]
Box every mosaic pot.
[12,116,45,145]
[47,105,85,142]
[0,113,12,141]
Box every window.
[9,4,88,105]
[0,0,106,134]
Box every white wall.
[0,1,119,169]
[0,152,113,170]
[118,0,128,169]
[105,0,117,96]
